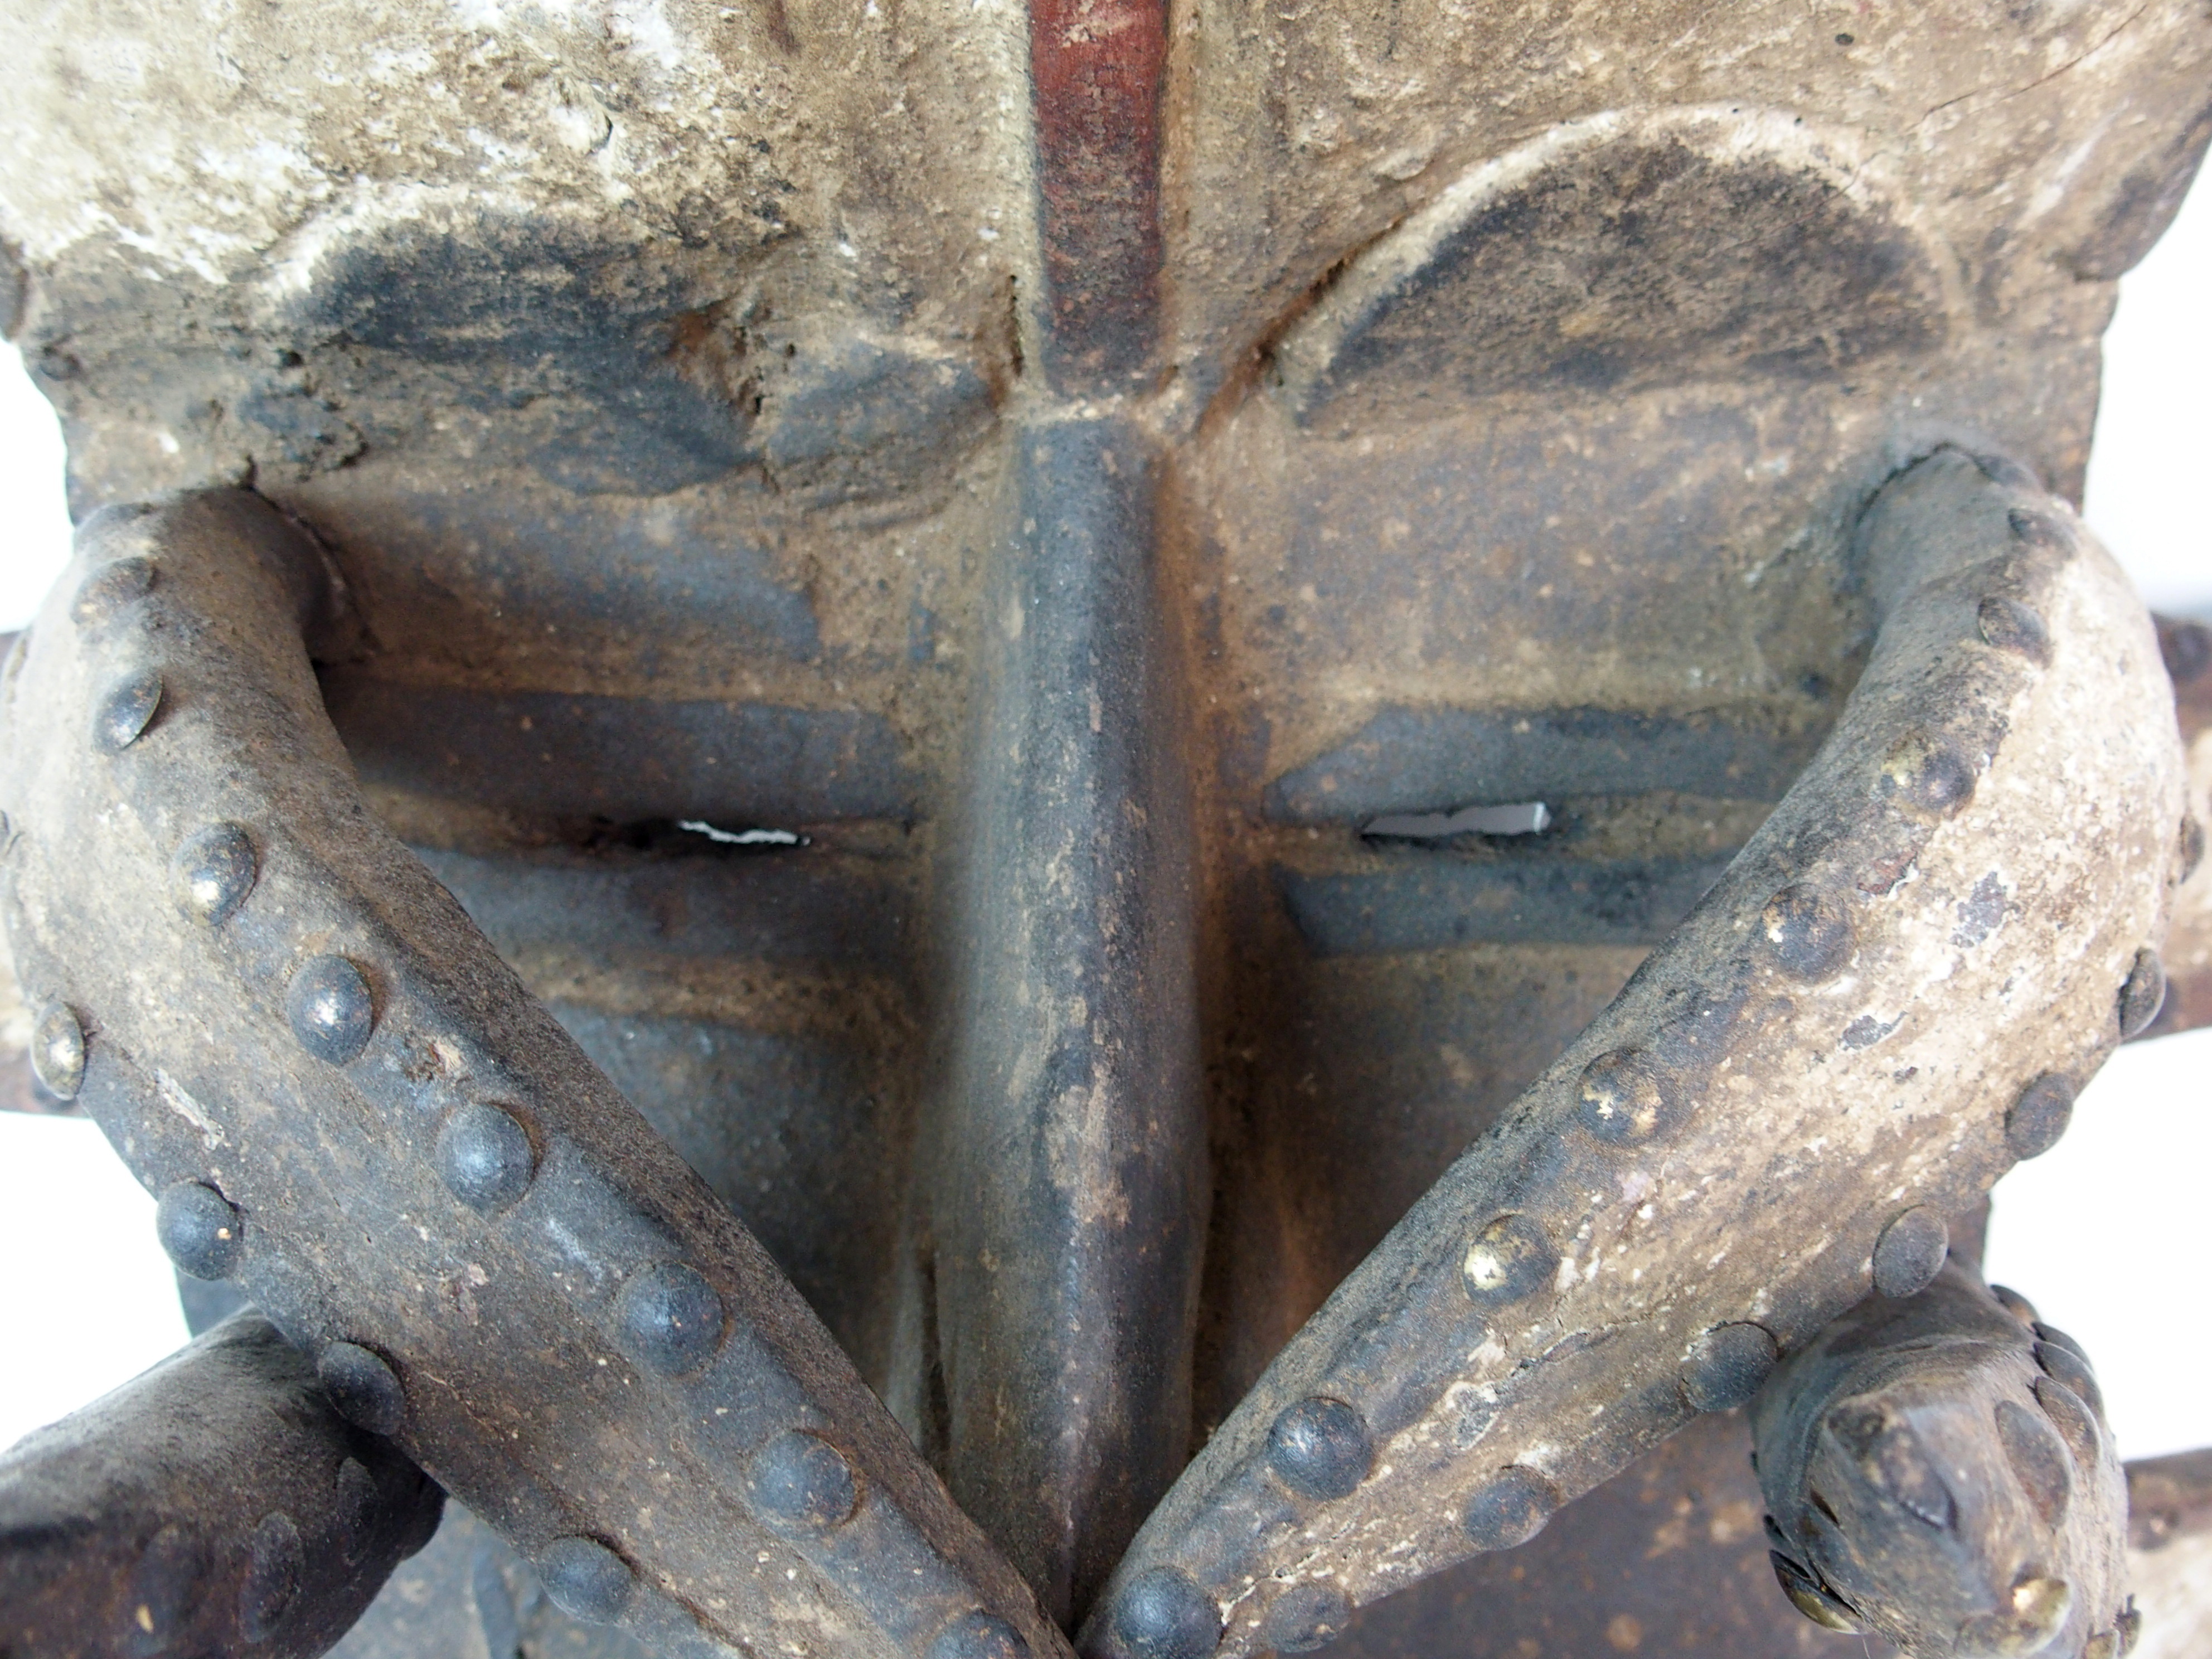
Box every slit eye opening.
[1362,801,1552,841]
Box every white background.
[1,173,2208,1461]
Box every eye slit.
[1362,801,1552,841]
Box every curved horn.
[0,490,1070,1659]
[0,1312,444,1659]
[1079,449,2186,1659]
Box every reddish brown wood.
[1027,0,1166,389]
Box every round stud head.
[71,556,156,626]
[287,954,375,1065]
[237,1512,303,1643]
[156,1180,244,1280]
[617,1262,724,1376]
[1990,1283,2039,1325]
[31,1003,85,1099]
[1576,1047,1676,1143]
[172,823,258,926]
[926,1611,1030,1659]
[2032,1376,2104,1473]
[537,1536,634,1624]
[1265,1396,1372,1500]
[2005,1073,2075,1161]
[1462,1466,1560,1551]
[1871,1206,1949,1299]
[1461,1213,1557,1305]
[1681,1322,1779,1413]
[2034,1337,2105,1423]
[317,1341,406,1437]
[1957,1576,2073,1656]
[2031,1321,2089,1365]
[1976,594,2052,665]
[747,1430,858,1534]
[1879,732,1976,818]
[1769,1552,1862,1632]
[1760,884,1852,981]
[2181,816,2206,882]
[435,1102,536,1214]
[92,669,163,753]
[1257,1584,1353,1655]
[2118,947,2166,1039]
[1110,1566,1220,1659]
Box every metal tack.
[172,823,258,926]
[1871,1206,1948,1298]
[745,1430,858,1534]
[435,1102,536,1215]
[1760,884,1853,981]
[537,1536,635,1624]
[1265,1396,1372,1501]
[317,1342,406,1437]
[617,1262,725,1377]
[928,1611,1032,1659]
[30,1002,85,1099]
[1462,1466,1560,1551]
[156,1180,245,1280]
[287,954,375,1066]
[1109,1566,1220,1659]
[1461,1213,1558,1305]
[91,669,163,753]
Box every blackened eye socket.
[1270,113,1944,429]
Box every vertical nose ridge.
[904,416,1207,1627]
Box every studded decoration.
[928,1612,1034,1659]
[1108,1568,1220,1659]
[30,1003,85,1100]
[616,1261,726,1377]
[1752,1260,2128,1658]
[1076,453,2171,1657]
[316,1343,407,1438]
[91,669,162,754]
[286,954,375,1066]
[746,1430,860,1534]
[1461,1467,1561,1552]
[536,1537,636,1625]
[70,556,156,627]
[1759,884,1854,981]
[1264,1397,1372,1500]
[172,823,258,926]
[155,1180,245,1280]
[1680,1322,1780,1413]
[0,11,2202,1642]
[434,1101,536,1214]
[1871,1207,1950,1299]
[0,1314,442,1656]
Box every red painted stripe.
[1027,0,1166,389]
